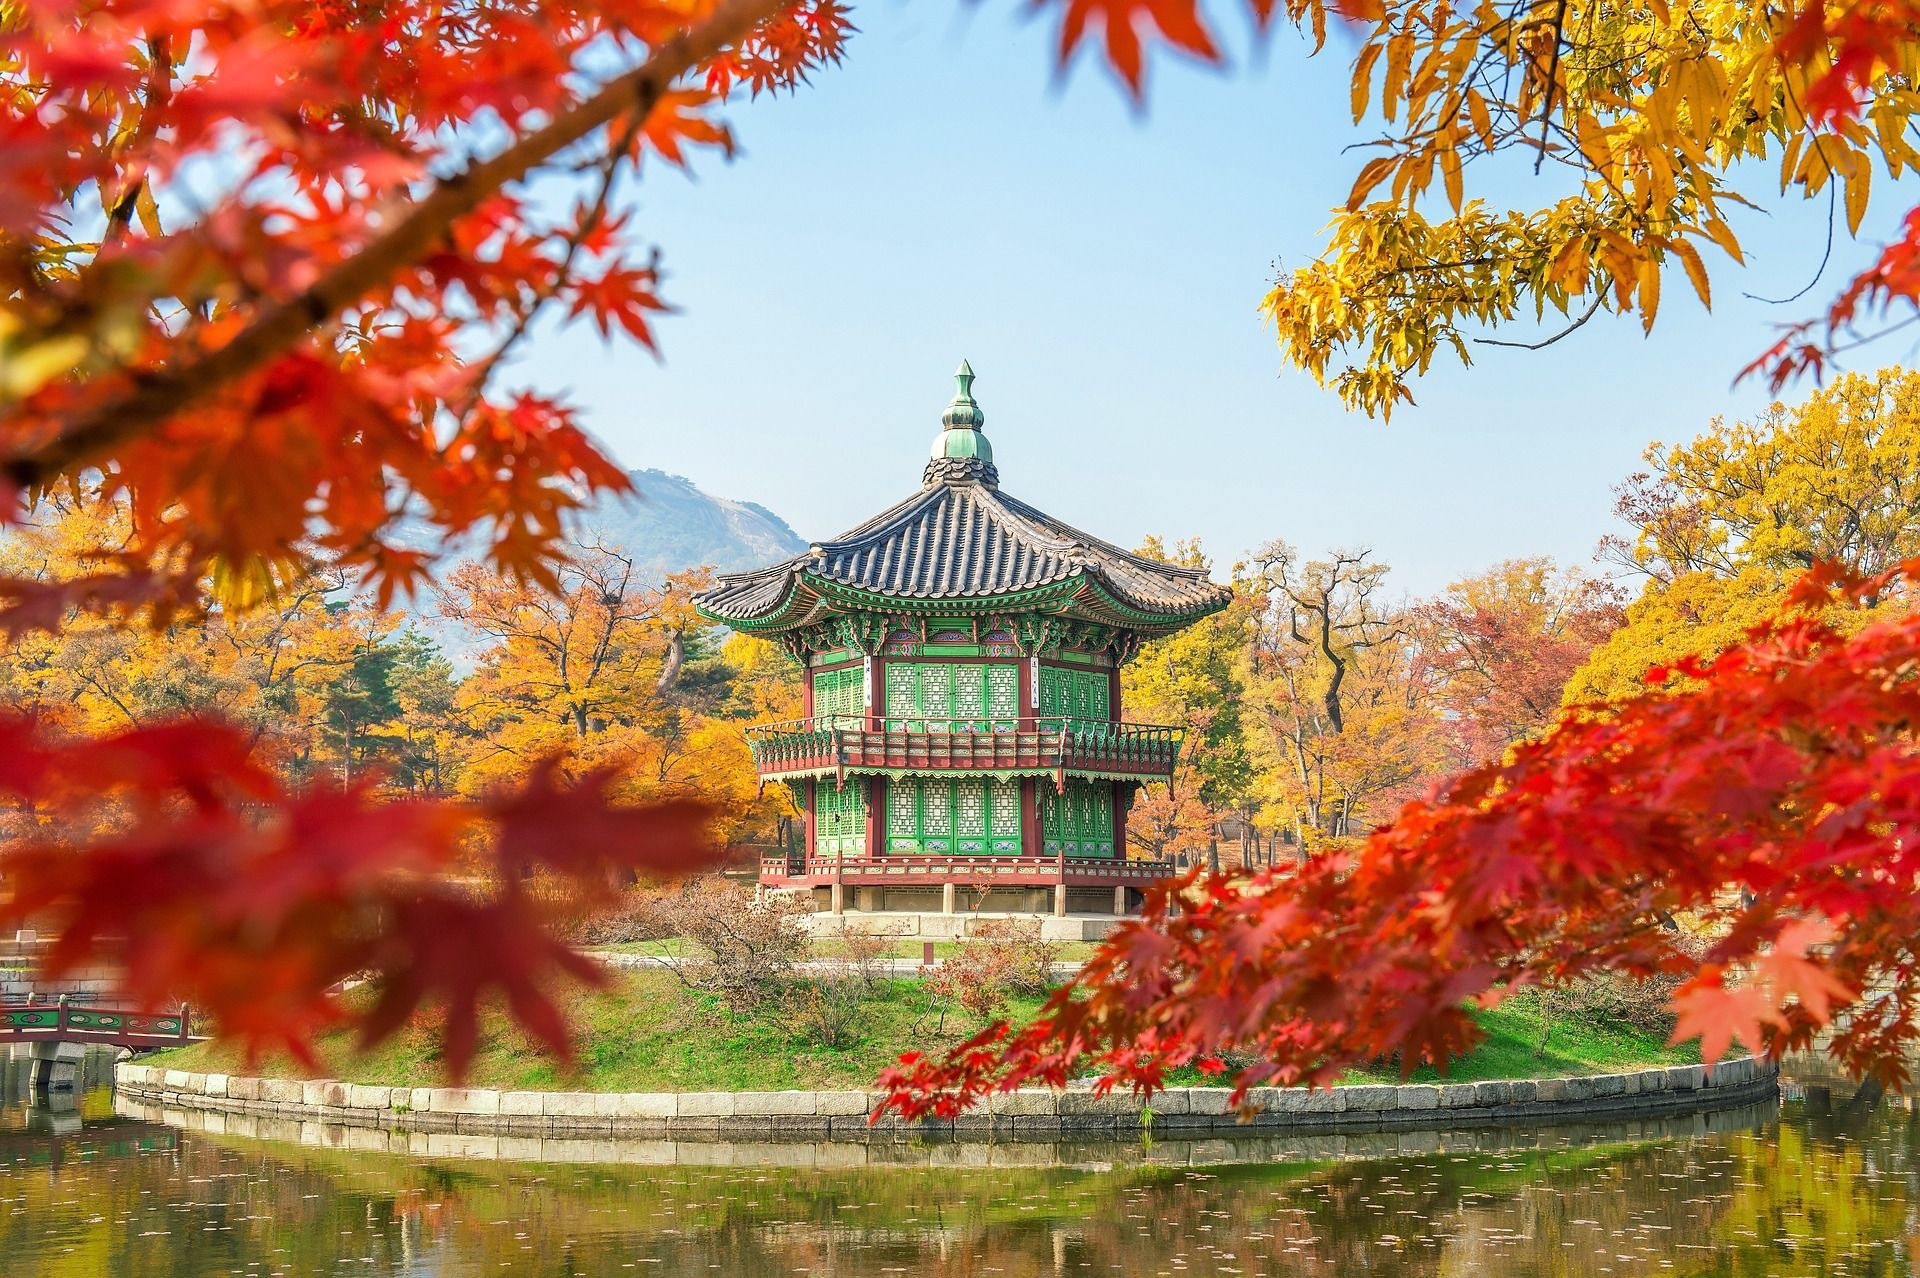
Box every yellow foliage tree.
[1239,543,1448,846]
[1570,367,1920,701]
[1255,0,1920,415]
[440,549,787,844]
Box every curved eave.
[700,569,1229,637]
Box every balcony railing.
[744,716,1185,781]
[758,853,1182,887]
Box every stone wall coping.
[115,1055,1776,1140]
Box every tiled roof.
[695,466,1231,624]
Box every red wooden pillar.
[1112,780,1128,860]
[866,654,881,732]
[802,658,815,720]
[1021,776,1040,858]
[865,777,884,859]
[1108,662,1123,725]
[1017,656,1036,731]
[802,778,818,867]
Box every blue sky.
[514,3,1911,594]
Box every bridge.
[0,999,197,1050]
[0,998,201,1092]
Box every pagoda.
[695,364,1230,919]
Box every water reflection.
[1,1072,1915,1277]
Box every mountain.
[585,468,806,581]
[397,469,805,667]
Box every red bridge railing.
[0,999,199,1049]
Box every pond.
[0,1057,1911,1277]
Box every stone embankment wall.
[116,1056,1777,1140]
[0,936,121,1004]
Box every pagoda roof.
[694,364,1231,637]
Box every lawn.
[152,972,1695,1093]
[596,937,1102,962]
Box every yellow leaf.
[1352,43,1383,122]
[1347,155,1398,210]
[1467,88,1491,143]
[1671,238,1712,309]
[1844,151,1871,234]
[1440,146,1463,213]
[1639,257,1661,333]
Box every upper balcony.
[745,715,1185,783]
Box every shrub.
[787,972,864,1049]
[656,877,813,1011]
[928,941,1017,1025]
[838,930,895,992]
[970,918,1062,996]
[559,882,678,946]
[927,919,1060,1028]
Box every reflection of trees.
[2,1096,1917,1277]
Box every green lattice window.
[1041,779,1115,858]
[882,662,1018,731]
[1037,665,1111,733]
[886,777,1022,854]
[814,779,867,857]
[812,665,864,728]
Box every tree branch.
[5,0,791,492]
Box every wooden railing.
[0,998,199,1049]
[745,716,1185,780]
[760,854,1180,886]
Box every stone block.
[731,1091,817,1118]
[676,1092,736,1118]
[1184,1088,1234,1116]
[306,1081,348,1108]
[1145,1090,1190,1115]
[1534,1078,1570,1102]
[814,1090,877,1117]
[226,1075,262,1101]
[498,1091,544,1116]
[1264,1087,1342,1116]
[1434,1083,1478,1109]
[1590,1073,1625,1098]
[1340,1085,1397,1113]
[1470,1080,1512,1108]
[163,1070,193,1092]
[202,1074,229,1099]
[407,1088,433,1112]
[345,1084,392,1110]
[1665,1064,1704,1092]
[986,1090,1056,1117]
[606,1092,676,1120]
[425,1087,499,1116]
[1055,1089,1136,1118]
[542,1092,600,1118]
[1395,1085,1440,1110]
[260,1078,304,1105]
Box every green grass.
[1338,991,1698,1085]
[596,937,1101,962]
[154,971,1049,1093]
[151,975,1693,1092]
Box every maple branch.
[3,0,793,493]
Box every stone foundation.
[798,910,1122,942]
[115,1056,1779,1141]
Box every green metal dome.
[930,359,992,464]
